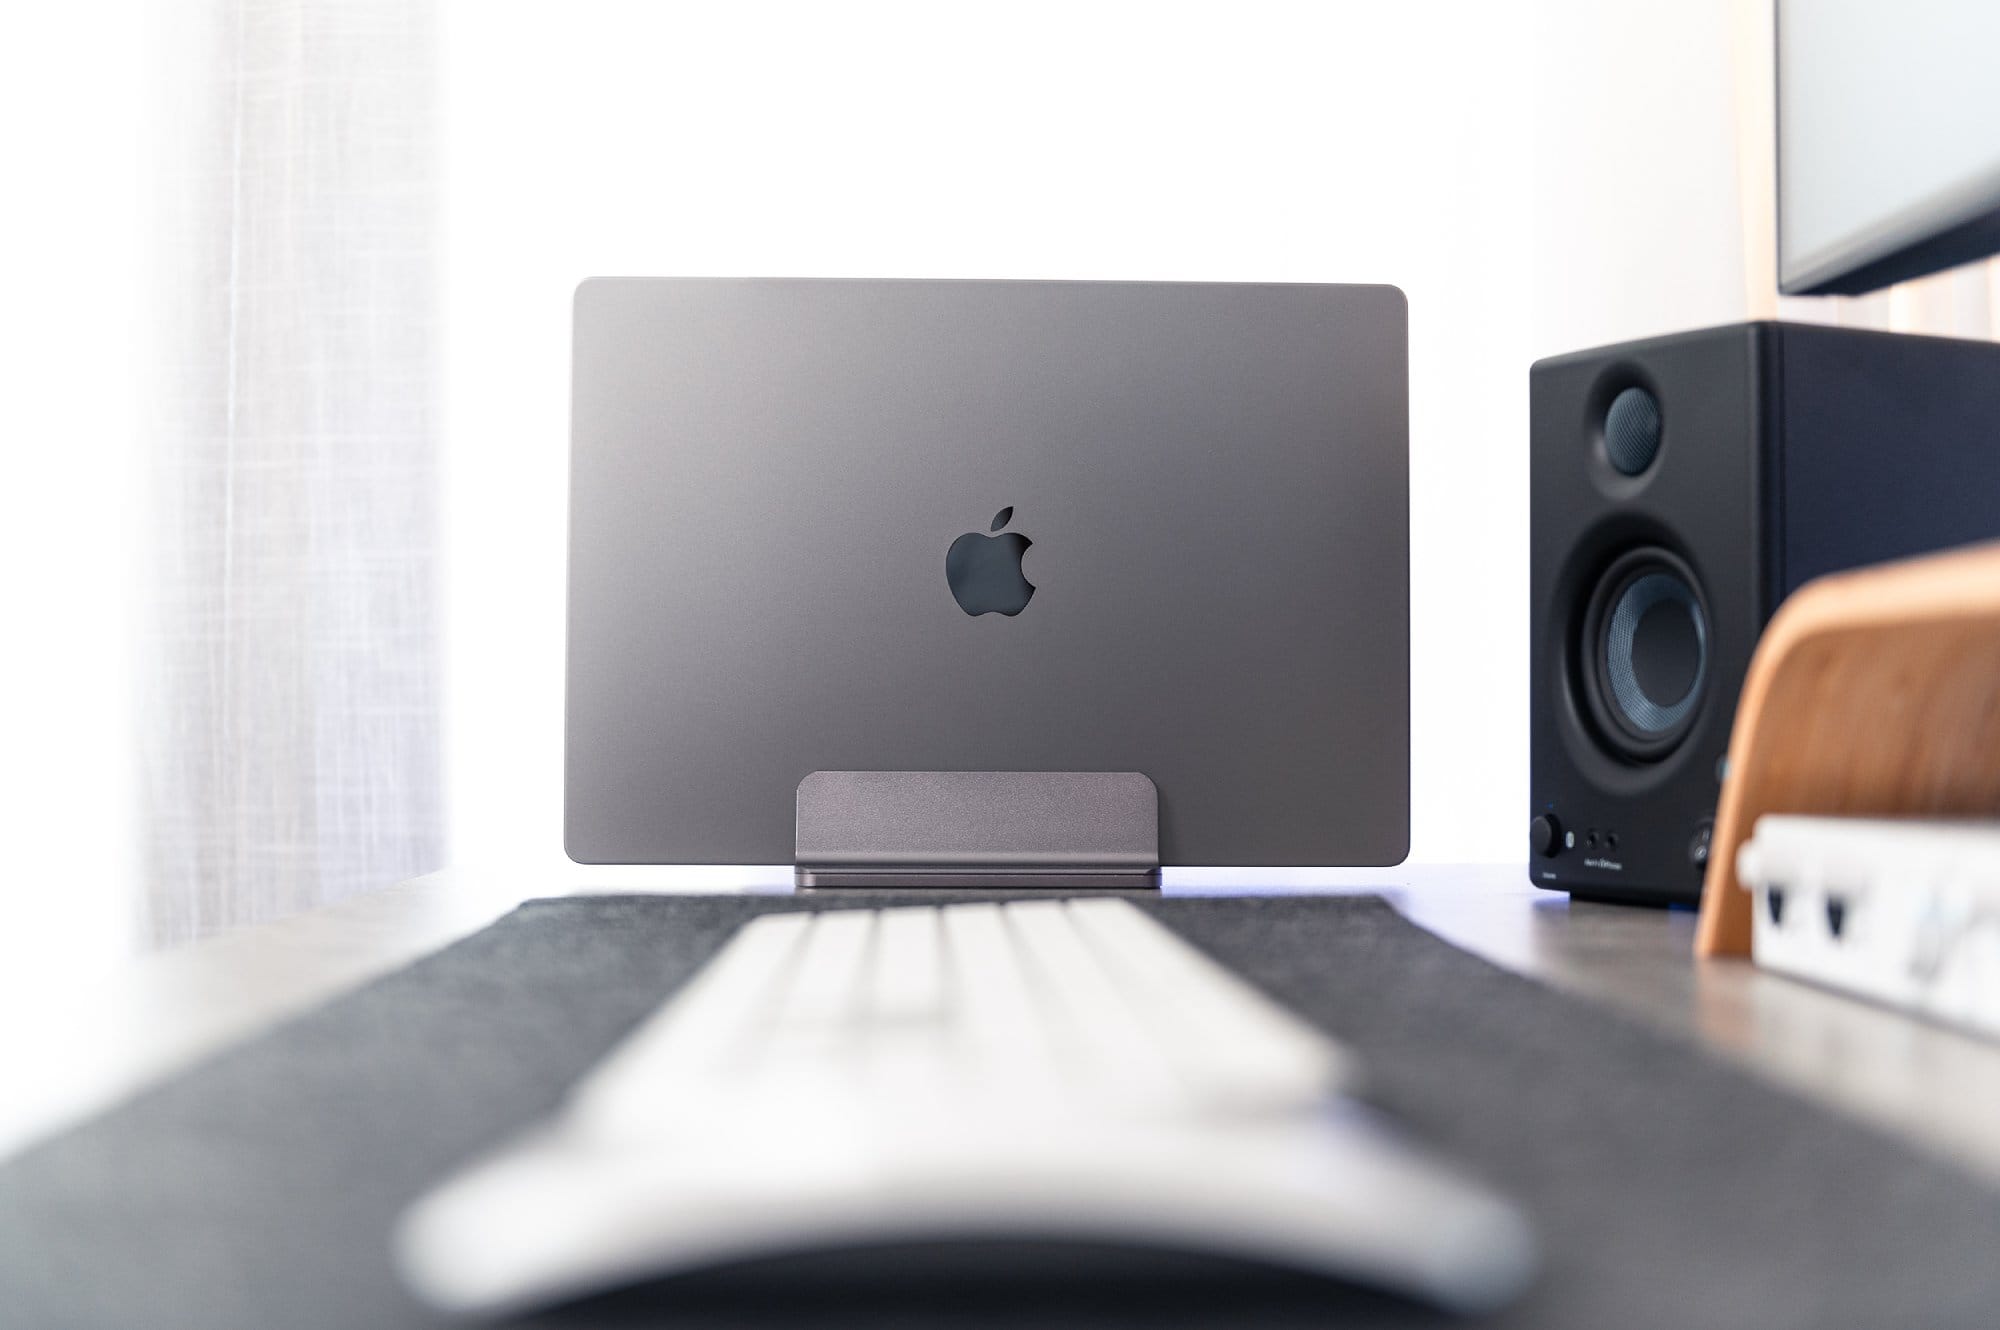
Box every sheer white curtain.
[140,0,444,942]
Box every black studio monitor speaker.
[1530,322,2000,905]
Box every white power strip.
[1739,815,2000,1039]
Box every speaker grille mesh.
[1604,386,1662,476]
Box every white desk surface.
[6,864,2000,1182]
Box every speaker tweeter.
[1602,385,1662,476]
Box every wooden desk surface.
[6,864,1999,1181]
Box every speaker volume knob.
[1530,814,1563,859]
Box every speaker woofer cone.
[1579,548,1709,760]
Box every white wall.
[1531,0,1751,356]
[0,4,147,989]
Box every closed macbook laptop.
[565,278,1408,867]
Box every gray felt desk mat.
[3,892,1999,1330]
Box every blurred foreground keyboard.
[396,898,1536,1316]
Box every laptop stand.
[794,770,1160,889]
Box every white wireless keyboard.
[395,898,1536,1315]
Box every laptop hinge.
[793,770,1160,890]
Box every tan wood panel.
[1697,541,2000,957]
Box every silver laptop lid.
[566,278,1407,867]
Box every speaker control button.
[1688,819,1713,870]
[1531,815,1563,859]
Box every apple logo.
[946,506,1035,616]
